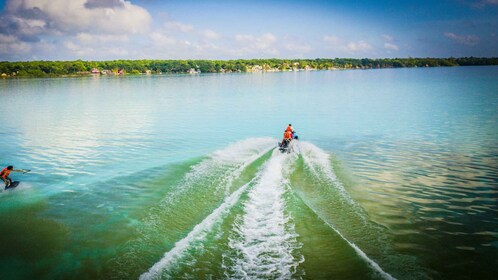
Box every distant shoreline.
[1,57,497,78]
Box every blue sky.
[0,0,496,61]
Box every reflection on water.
[332,134,497,279]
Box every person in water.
[1,166,22,188]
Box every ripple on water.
[337,135,498,279]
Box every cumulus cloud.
[0,34,18,44]
[76,33,129,44]
[324,35,373,54]
[0,34,31,54]
[0,0,151,59]
[0,0,151,41]
[444,32,480,46]
[84,0,125,9]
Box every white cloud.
[384,42,399,51]
[165,21,194,33]
[2,0,151,38]
[76,33,129,44]
[346,41,372,52]
[63,40,94,57]
[444,32,480,46]
[0,34,18,44]
[63,41,81,52]
[150,32,177,45]
[106,47,130,57]
[84,0,125,9]
[324,35,373,54]
[234,33,278,55]
[236,33,276,44]
[203,29,221,40]
[0,35,31,54]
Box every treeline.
[1,57,497,77]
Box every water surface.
[0,67,497,279]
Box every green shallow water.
[0,67,497,279]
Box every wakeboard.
[5,181,20,190]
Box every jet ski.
[278,140,291,153]
[278,132,298,153]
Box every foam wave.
[140,178,257,280]
[298,141,396,280]
[225,150,303,279]
[116,138,274,279]
[166,137,275,202]
[299,141,367,219]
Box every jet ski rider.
[285,124,294,138]
[281,129,293,148]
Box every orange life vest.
[283,131,292,139]
[0,168,10,179]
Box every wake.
[298,142,396,280]
[111,138,275,279]
[224,150,303,279]
[139,179,257,280]
[137,139,396,279]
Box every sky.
[0,0,497,61]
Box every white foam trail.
[116,138,274,279]
[227,150,302,279]
[212,137,276,196]
[298,141,396,280]
[299,141,366,219]
[299,141,343,191]
[140,178,258,280]
[300,197,395,280]
[163,137,275,203]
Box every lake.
[0,66,497,279]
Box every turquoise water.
[0,67,497,279]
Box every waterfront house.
[250,65,263,72]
